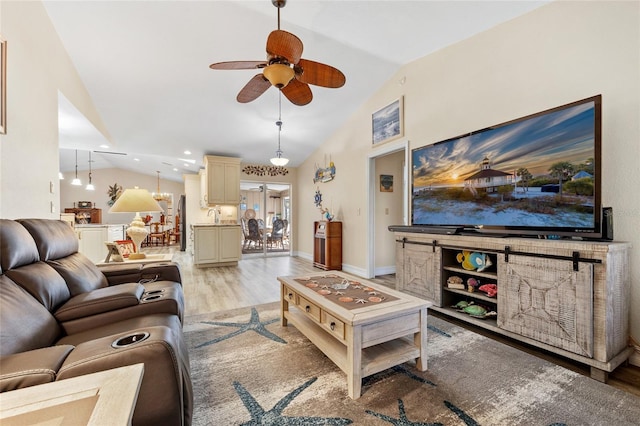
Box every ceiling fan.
[209,0,346,106]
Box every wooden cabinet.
[193,225,241,266]
[204,155,240,205]
[64,208,102,224]
[391,229,631,381]
[313,221,342,270]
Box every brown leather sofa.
[0,219,193,425]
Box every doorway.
[239,181,292,257]
[366,140,409,278]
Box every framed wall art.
[372,96,403,145]
[380,174,393,192]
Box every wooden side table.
[0,364,143,425]
[313,221,342,270]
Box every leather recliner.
[0,219,193,425]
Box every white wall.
[0,1,110,219]
[297,1,640,359]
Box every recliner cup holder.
[142,294,162,302]
[112,332,150,348]
[144,289,164,296]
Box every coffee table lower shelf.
[283,308,421,394]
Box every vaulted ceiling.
[48,0,547,182]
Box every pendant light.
[270,91,289,166]
[152,171,170,201]
[85,151,95,191]
[71,149,82,186]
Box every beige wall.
[0,1,110,219]
[59,168,184,224]
[298,0,640,352]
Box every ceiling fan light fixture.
[263,63,294,88]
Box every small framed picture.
[115,240,135,258]
[104,242,124,263]
[380,174,394,192]
[372,97,404,145]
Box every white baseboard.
[374,265,396,276]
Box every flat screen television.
[411,95,602,238]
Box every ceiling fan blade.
[266,30,303,64]
[237,74,272,103]
[281,79,312,106]
[210,61,266,70]
[296,59,346,88]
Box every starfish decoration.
[427,324,451,338]
[368,291,379,296]
[234,377,353,425]
[352,285,363,290]
[335,291,345,296]
[195,307,286,348]
[443,401,480,426]
[355,298,368,304]
[366,399,444,426]
[363,364,436,388]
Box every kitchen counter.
[192,224,241,267]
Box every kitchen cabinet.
[193,225,241,267]
[76,225,126,263]
[204,155,240,205]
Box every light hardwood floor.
[146,245,640,397]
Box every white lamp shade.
[270,156,289,166]
[71,178,82,186]
[109,188,163,214]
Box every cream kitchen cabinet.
[193,225,241,267]
[76,226,108,263]
[204,155,240,205]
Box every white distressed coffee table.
[279,272,431,399]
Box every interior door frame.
[366,138,409,278]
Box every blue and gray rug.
[185,303,640,425]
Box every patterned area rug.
[184,303,640,425]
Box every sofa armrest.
[0,345,74,392]
[54,283,144,322]
[98,262,182,286]
[57,324,191,426]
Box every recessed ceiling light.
[178,158,196,164]
[184,150,191,155]
[184,163,189,167]
[134,158,140,162]
[173,168,178,172]
[100,144,109,149]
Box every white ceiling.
[48,0,547,182]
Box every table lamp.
[109,187,163,259]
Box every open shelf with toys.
[441,248,499,323]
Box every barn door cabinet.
[391,228,631,381]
